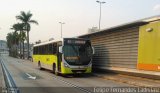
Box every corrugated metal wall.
[89,27,139,69]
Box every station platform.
[94,67,160,80]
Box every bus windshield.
[63,40,92,65]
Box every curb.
[93,68,160,80]
[94,73,155,87]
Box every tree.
[11,23,21,57]
[6,33,13,50]
[12,23,26,58]
[6,32,19,57]
[16,11,38,59]
[21,31,26,59]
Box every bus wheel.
[31,57,33,62]
[52,64,56,74]
[53,64,59,76]
[38,62,42,70]
[55,71,59,76]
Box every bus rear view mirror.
[59,46,63,53]
[92,47,95,55]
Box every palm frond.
[20,11,27,20]
[16,15,25,22]
[27,11,33,21]
[16,11,38,34]
[29,20,38,25]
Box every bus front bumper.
[61,66,92,74]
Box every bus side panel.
[47,55,58,70]
[32,55,39,63]
[32,55,58,70]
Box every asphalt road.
[1,55,132,93]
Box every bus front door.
[57,46,62,72]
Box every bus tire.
[53,64,59,76]
[38,62,42,70]
[55,71,59,76]
[31,57,33,62]
[52,64,56,74]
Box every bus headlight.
[63,62,69,68]
[88,63,92,67]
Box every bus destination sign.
[65,39,86,45]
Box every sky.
[0,0,160,43]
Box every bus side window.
[41,46,43,55]
[35,47,37,54]
[46,45,49,55]
[45,45,47,54]
[37,46,39,55]
[33,47,35,54]
[53,43,57,54]
[41,46,43,54]
[39,46,42,55]
[38,46,40,55]
[42,45,44,55]
[49,44,53,54]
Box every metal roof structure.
[79,15,160,37]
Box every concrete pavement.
[95,72,160,87]
[1,55,133,93]
[97,67,160,80]
[4,55,160,87]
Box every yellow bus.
[32,38,94,75]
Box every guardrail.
[0,57,20,93]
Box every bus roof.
[33,38,63,47]
[33,38,90,47]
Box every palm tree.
[6,32,19,57]
[11,23,25,58]
[16,11,38,59]
[6,33,13,56]
[21,30,26,59]
[11,24,20,57]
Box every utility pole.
[59,22,65,38]
[96,0,106,31]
